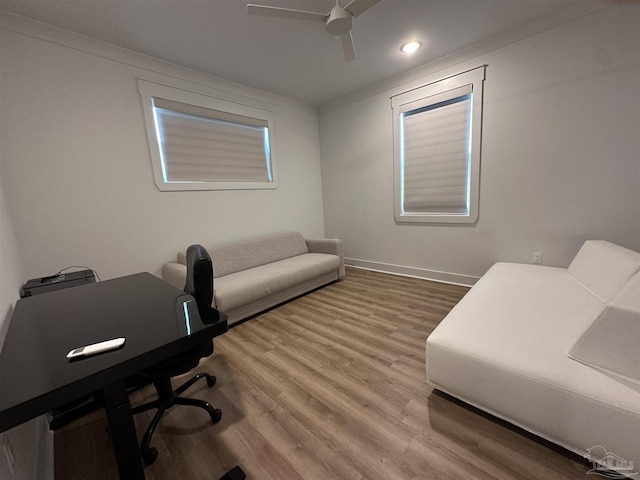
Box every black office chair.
[131,244,222,465]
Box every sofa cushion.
[568,240,640,302]
[569,270,640,385]
[428,263,606,386]
[178,232,309,277]
[214,253,340,312]
[211,231,309,277]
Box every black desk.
[0,272,228,479]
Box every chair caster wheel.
[206,375,217,388]
[210,408,222,423]
[142,447,158,466]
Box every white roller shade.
[391,66,485,224]
[153,98,271,183]
[401,94,471,214]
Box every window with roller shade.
[392,67,485,223]
[138,79,277,191]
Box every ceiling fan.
[247,0,382,62]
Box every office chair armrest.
[162,262,187,290]
[305,238,345,280]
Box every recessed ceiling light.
[401,41,422,54]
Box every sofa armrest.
[306,238,345,280]
[162,262,187,290]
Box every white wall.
[319,5,640,284]
[0,160,24,355]
[0,13,325,282]
[0,142,49,480]
[0,13,324,479]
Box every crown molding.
[319,0,606,114]
[0,10,318,115]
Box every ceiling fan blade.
[344,0,382,17]
[340,32,357,62]
[247,4,327,23]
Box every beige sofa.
[427,240,640,477]
[163,232,344,325]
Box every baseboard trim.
[345,258,479,287]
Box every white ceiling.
[0,0,590,105]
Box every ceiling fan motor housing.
[326,5,353,35]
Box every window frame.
[391,66,485,224]
[138,79,278,192]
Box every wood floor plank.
[55,267,591,479]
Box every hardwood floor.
[54,267,591,479]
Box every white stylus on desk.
[66,337,125,359]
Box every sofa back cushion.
[568,240,640,302]
[569,270,640,385]
[178,232,309,277]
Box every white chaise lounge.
[427,240,640,477]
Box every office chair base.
[132,372,221,466]
[142,446,158,465]
[220,466,247,480]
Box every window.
[138,79,277,191]
[391,66,485,223]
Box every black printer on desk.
[20,270,96,298]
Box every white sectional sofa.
[427,240,640,477]
[163,232,344,325]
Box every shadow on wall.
[0,304,14,352]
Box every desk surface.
[0,272,226,432]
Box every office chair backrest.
[184,244,214,308]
